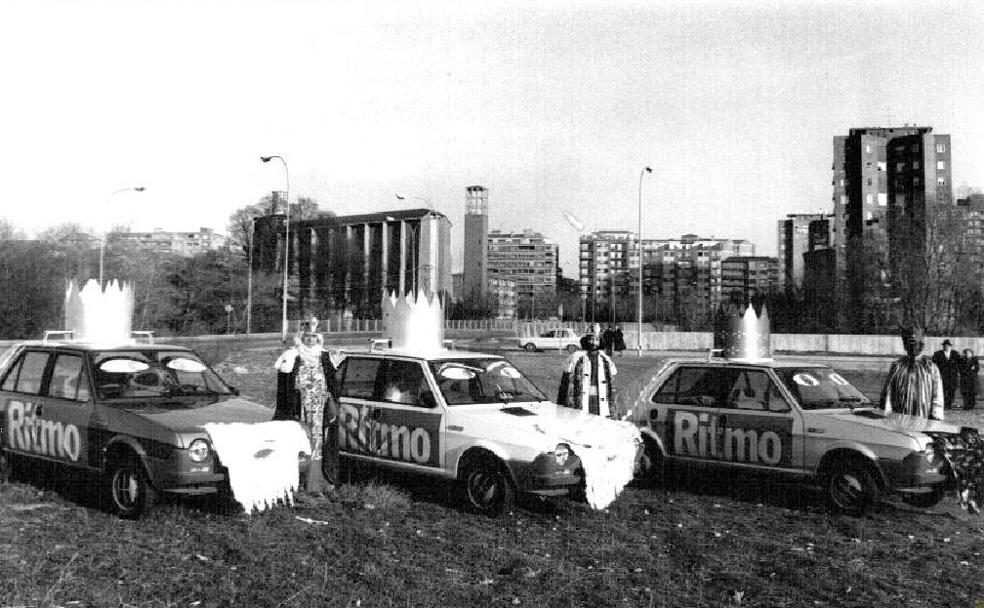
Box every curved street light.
[260,155,290,343]
[562,211,588,323]
[99,186,146,288]
[395,193,434,211]
[638,166,652,356]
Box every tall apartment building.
[487,229,558,318]
[254,208,452,319]
[832,126,953,327]
[721,257,780,304]
[109,227,230,257]
[579,231,756,319]
[777,213,833,290]
[462,186,489,303]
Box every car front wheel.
[523,343,537,352]
[461,457,515,516]
[824,460,880,515]
[106,460,156,519]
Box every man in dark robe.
[933,339,961,409]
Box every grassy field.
[3,346,984,607]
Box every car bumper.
[146,453,310,494]
[879,452,948,489]
[512,454,584,495]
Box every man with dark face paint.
[556,331,618,418]
[881,326,944,420]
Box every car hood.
[450,401,640,451]
[120,396,273,432]
[823,408,963,439]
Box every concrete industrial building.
[254,208,452,320]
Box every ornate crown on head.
[381,290,445,352]
[64,279,134,343]
[713,302,772,362]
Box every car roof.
[10,340,194,353]
[343,348,504,363]
[666,357,831,370]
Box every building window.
[938,178,946,186]
[878,193,887,206]
[865,144,872,154]
[866,194,873,206]
[937,143,946,153]
[897,162,905,172]
[912,161,920,170]
[937,160,946,170]
[877,161,886,171]
[914,176,920,186]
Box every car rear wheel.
[523,343,537,352]
[824,460,880,515]
[900,487,944,509]
[106,460,156,519]
[461,457,515,516]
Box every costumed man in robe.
[881,325,944,420]
[273,316,340,495]
[557,332,617,418]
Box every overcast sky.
[2,1,982,275]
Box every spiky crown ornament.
[381,290,445,352]
[713,302,772,362]
[64,279,134,343]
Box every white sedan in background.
[519,328,582,353]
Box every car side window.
[338,358,382,400]
[381,360,432,408]
[48,353,91,402]
[4,351,50,396]
[653,366,736,408]
[725,370,789,412]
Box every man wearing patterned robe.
[557,333,617,418]
[881,326,944,420]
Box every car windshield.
[92,350,233,402]
[429,358,548,405]
[776,367,871,410]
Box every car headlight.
[188,438,211,463]
[554,443,571,466]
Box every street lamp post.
[395,193,434,210]
[245,217,255,334]
[99,186,146,288]
[638,166,652,356]
[260,155,290,344]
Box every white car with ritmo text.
[619,357,974,515]
[334,348,639,515]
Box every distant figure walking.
[881,326,944,420]
[601,324,616,357]
[612,325,626,356]
[960,348,979,410]
[932,339,961,409]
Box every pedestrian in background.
[273,316,340,495]
[960,348,979,410]
[612,324,626,356]
[882,326,944,420]
[932,339,961,409]
[601,323,616,357]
